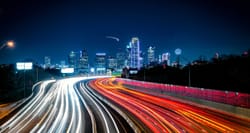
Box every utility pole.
[16,62,33,98]
[180,55,191,87]
[188,63,191,87]
[36,67,39,82]
[143,68,146,81]
[24,70,26,97]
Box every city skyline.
[0,0,250,64]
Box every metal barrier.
[115,78,250,108]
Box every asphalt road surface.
[1,76,249,133]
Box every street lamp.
[187,62,191,87]
[0,40,15,50]
[16,62,33,97]
[181,56,191,87]
[174,48,191,87]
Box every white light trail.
[0,76,123,133]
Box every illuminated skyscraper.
[128,37,141,69]
[60,60,66,68]
[68,51,76,68]
[79,49,89,73]
[162,52,170,66]
[147,46,155,64]
[158,54,162,63]
[107,56,117,71]
[116,48,126,72]
[125,43,131,67]
[44,56,51,68]
[95,53,106,74]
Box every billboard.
[16,62,33,70]
[129,70,138,74]
[61,68,74,73]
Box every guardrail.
[115,78,250,108]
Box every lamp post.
[143,64,147,81]
[36,67,39,82]
[175,48,191,86]
[143,68,146,81]
[0,40,15,50]
[16,62,33,98]
[24,69,26,97]
[188,62,191,87]
[181,56,191,87]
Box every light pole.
[174,48,191,87]
[188,62,191,87]
[144,68,145,81]
[0,40,15,50]
[36,67,39,82]
[143,64,147,81]
[175,48,182,68]
[16,62,33,98]
[24,69,26,97]
[181,56,191,87]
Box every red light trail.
[89,78,250,133]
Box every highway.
[89,78,250,133]
[0,77,250,133]
[0,76,136,133]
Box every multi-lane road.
[0,77,250,133]
[0,76,134,133]
[90,78,250,133]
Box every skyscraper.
[79,49,89,74]
[125,43,131,67]
[95,53,106,74]
[116,48,126,72]
[162,52,170,66]
[44,56,51,68]
[107,56,117,71]
[147,46,155,64]
[68,51,76,68]
[128,37,141,69]
[60,60,66,68]
[158,54,162,63]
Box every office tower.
[162,52,170,66]
[158,54,162,63]
[125,43,131,67]
[116,48,126,72]
[60,60,66,68]
[128,37,141,69]
[147,46,155,64]
[44,56,51,68]
[79,49,89,73]
[68,51,76,68]
[107,56,117,71]
[95,53,106,74]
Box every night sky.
[0,0,249,65]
